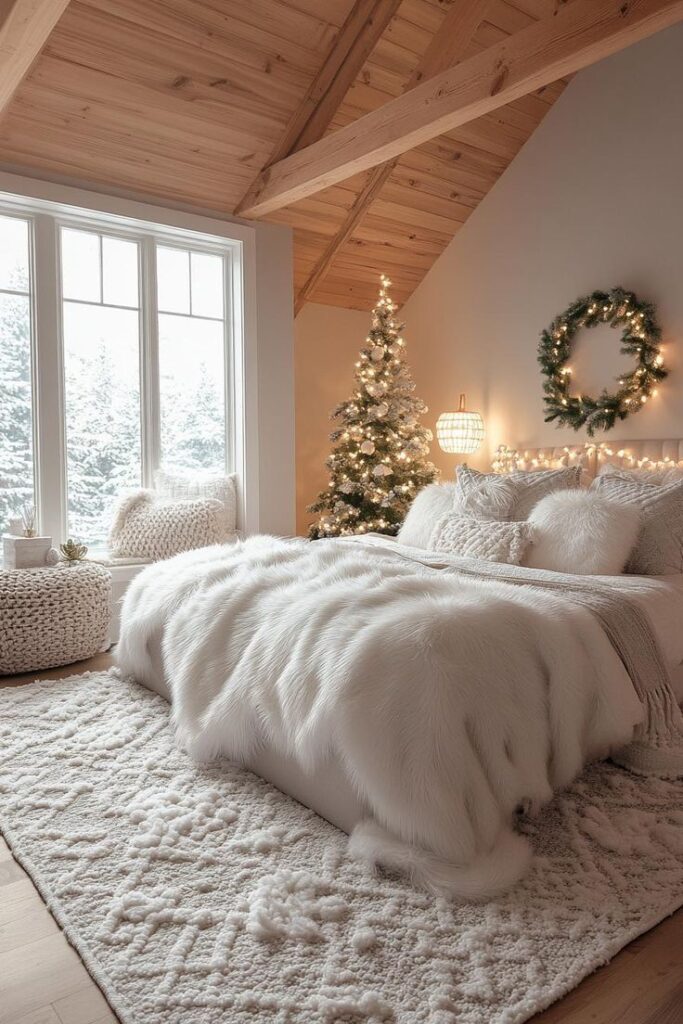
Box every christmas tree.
[308,275,437,539]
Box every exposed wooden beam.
[238,0,683,220]
[294,0,491,314]
[0,0,70,116]
[237,0,401,213]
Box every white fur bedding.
[115,535,656,900]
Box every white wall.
[254,221,295,535]
[295,302,370,534]
[401,24,683,474]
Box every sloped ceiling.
[0,0,572,311]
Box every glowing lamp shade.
[436,393,485,455]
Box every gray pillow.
[591,475,683,575]
[456,465,582,520]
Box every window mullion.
[32,214,67,543]
[140,236,160,487]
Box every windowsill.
[84,553,151,583]
[87,552,152,568]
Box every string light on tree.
[539,287,668,437]
[308,275,437,539]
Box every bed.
[116,438,683,899]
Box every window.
[0,192,242,552]
[156,246,227,477]
[0,214,34,532]
[61,228,142,546]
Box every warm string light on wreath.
[538,287,668,436]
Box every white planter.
[2,535,53,570]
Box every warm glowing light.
[436,393,485,455]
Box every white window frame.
[0,171,258,551]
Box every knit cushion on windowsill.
[154,470,237,538]
[108,490,227,562]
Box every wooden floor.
[1,657,681,1024]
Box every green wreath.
[538,287,668,437]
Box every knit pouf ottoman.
[0,563,112,675]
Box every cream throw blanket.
[116,535,682,900]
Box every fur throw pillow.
[523,490,640,576]
[397,483,457,549]
[591,475,683,575]
[455,475,519,521]
[429,512,533,565]
[109,491,225,561]
[456,464,582,520]
[155,470,237,537]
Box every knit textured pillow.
[109,491,225,561]
[597,464,683,486]
[591,475,683,575]
[456,465,582,520]
[429,512,534,565]
[155,470,237,537]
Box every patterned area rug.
[1,672,682,1024]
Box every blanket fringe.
[348,820,532,902]
[613,685,683,779]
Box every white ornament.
[374,402,389,418]
[360,440,375,455]
[372,464,392,478]
[371,346,385,362]
[339,481,355,494]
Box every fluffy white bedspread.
[117,535,643,899]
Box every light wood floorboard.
[0,657,680,1024]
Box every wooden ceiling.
[0,0,681,312]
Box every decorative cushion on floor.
[0,563,111,675]
[108,490,225,561]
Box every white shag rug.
[1,672,682,1024]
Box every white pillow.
[591,475,683,575]
[430,512,533,565]
[397,483,456,549]
[109,491,225,561]
[455,475,519,521]
[456,464,582,520]
[597,464,683,486]
[522,490,640,576]
[155,470,237,537]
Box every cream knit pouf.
[0,563,112,675]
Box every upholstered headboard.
[492,440,683,481]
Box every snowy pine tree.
[308,276,437,539]
[65,342,141,544]
[0,292,34,532]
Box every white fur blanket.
[117,535,645,900]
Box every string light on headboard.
[491,442,683,475]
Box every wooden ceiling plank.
[236,0,401,220]
[239,0,683,219]
[272,0,402,160]
[292,0,491,314]
[0,0,70,114]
